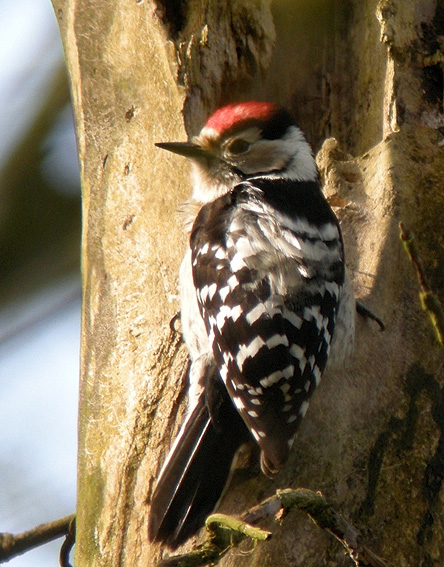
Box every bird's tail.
[148,384,248,548]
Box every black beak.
[155,141,208,160]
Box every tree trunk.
[53,0,444,565]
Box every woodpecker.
[148,102,355,547]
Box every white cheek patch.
[237,126,318,182]
[237,140,289,175]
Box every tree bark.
[52,0,444,565]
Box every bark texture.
[52,0,444,565]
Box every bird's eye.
[227,138,250,155]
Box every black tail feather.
[148,387,249,548]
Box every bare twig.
[169,310,182,334]
[356,301,385,331]
[59,516,76,567]
[156,488,393,567]
[400,222,444,347]
[0,514,75,564]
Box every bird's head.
[156,102,317,203]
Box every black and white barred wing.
[191,182,345,476]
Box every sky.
[0,0,80,565]
[0,0,62,165]
[0,289,79,566]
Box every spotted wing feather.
[190,179,344,475]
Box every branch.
[59,516,76,567]
[400,222,444,347]
[157,488,393,567]
[0,514,75,564]
[158,514,271,567]
[274,489,392,567]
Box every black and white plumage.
[148,102,355,547]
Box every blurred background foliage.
[0,1,80,565]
